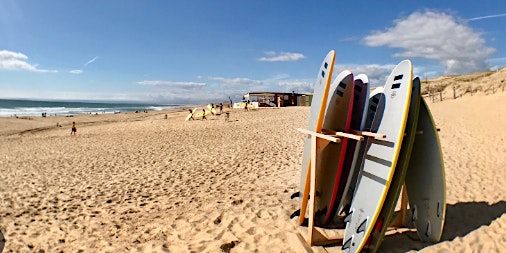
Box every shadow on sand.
[379,200,506,252]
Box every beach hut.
[242,92,313,107]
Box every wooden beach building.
[243,92,313,107]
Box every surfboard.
[207,104,217,115]
[364,77,421,252]
[194,109,211,119]
[313,70,354,226]
[298,50,336,225]
[324,73,369,224]
[185,107,198,121]
[342,60,413,253]
[339,86,383,216]
[404,97,446,242]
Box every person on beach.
[219,103,223,114]
[188,109,195,120]
[202,109,207,120]
[71,122,77,135]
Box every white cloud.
[69,69,83,74]
[334,63,396,87]
[278,80,313,92]
[363,11,495,74]
[0,50,57,73]
[258,51,305,62]
[137,80,206,89]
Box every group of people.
[187,103,226,121]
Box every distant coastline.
[0,98,184,117]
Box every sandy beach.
[1,91,505,252]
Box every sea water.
[0,99,182,117]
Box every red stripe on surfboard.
[324,80,356,224]
[325,81,369,222]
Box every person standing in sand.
[202,109,207,120]
[188,109,195,120]
[71,121,77,135]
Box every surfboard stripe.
[364,154,392,167]
[362,171,387,185]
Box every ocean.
[0,99,183,117]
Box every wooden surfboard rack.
[295,128,411,250]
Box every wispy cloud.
[84,56,99,66]
[363,11,495,74]
[207,76,263,86]
[69,69,82,74]
[258,51,305,62]
[0,50,57,73]
[338,36,359,42]
[137,80,206,89]
[468,13,506,21]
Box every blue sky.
[1,1,505,104]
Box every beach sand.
[1,92,505,252]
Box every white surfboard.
[298,50,336,224]
[365,77,422,252]
[342,60,413,253]
[405,98,446,242]
[314,70,354,225]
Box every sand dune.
[1,91,505,252]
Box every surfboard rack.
[296,128,346,247]
[295,128,411,250]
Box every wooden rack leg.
[390,184,409,228]
[308,135,317,244]
[307,136,343,246]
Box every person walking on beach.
[71,121,77,135]
[202,109,207,120]
[188,109,195,120]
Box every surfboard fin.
[290,209,300,219]
[356,218,367,233]
[344,210,353,223]
[412,205,418,221]
[290,192,300,199]
[437,201,442,217]
[340,203,351,216]
[342,237,352,250]
[425,221,432,237]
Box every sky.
[1,0,506,104]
